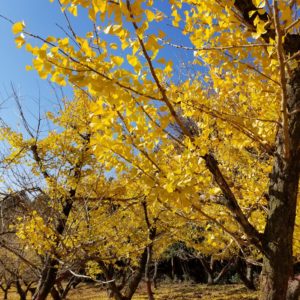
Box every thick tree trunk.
[229,2,300,299]
[260,67,300,300]
[122,247,148,300]
[286,277,300,300]
[32,256,60,300]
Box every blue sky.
[0,1,196,131]
[0,0,77,129]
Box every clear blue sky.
[0,0,81,129]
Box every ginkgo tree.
[1,89,190,300]
[0,92,110,299]
[10,0,300,299]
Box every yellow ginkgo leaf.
[15,34,25,48]
[12,21,25,34]
[127,54,139,67]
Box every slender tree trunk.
[145,246,154,300]
[200,256,233,285]
[171,257,175,281]
[0,284,11,300]
[152,261,158,289]
[61,276,76,299]
[99,247,149,300]
[3,289,8,300]
[15,279,27,300]
[260,68,300,300]
[235,257,256,291]
[98,261,127,300]
[199,257,213,285]
[213,259,234,285]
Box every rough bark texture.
[259,67,300,300]
[287,277,300,300]
[229,2,300,299]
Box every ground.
[0,283,259,299]
[57,283,258,299]
[68,283,259,299]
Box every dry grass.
[0,283,259,299]
[67,283,259,300]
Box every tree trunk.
[152,261,158,289]
[50,286,62,300]
[3,289,8,300]
[213,259,234,285]
[0,284,11,300]
[100,244,150,300]
[33,198,73,300]
[60,277,76,299]
[145,246,154,300]
[122,247,148,300]
[146,280,154,300]
[199,257,214,285]
[235,257,256,291]
[286,277,300,300]
[171,257,175,281]
[32,256,60,300]
[16,279,27,300]
[260,67,300,300]
[97,261,126,300]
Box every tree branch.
[203,154,264,253]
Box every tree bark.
[286,277,300,300]
[259,67,300,300]
[227,2,300,299]
[122,247,148,300]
